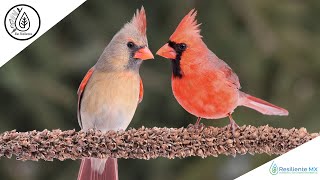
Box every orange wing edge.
[77,67,95,128]
[138,78,144,104]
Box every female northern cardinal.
[77,7,153,180]
[156,9,288,132]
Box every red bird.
[156,9,288,131]
[77,7,153,180]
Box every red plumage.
[139,78,144,104]
[157,9,288,129]
[77,66,94,127]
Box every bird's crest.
[170,9,202,42]
[130,6,147,35]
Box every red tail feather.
[239,92,289,116]
[78,158,118,180]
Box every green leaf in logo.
[269,161,278,175]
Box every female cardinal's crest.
[130,6,147,35]
[170,9,202,42]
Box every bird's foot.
[188,117,204,129]
[187,123,205,131]
[194,117,204,129]
[228,114,240,139]
[195,117,202,126]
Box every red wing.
[221,65,241,89]
[138,78,144,104]
[216,59,241,89]
[77,67,95,128]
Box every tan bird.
[77,7,153,180]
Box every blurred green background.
[1,0,320,179]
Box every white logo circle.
[4,4,40,40]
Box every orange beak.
[156,43,176,59]
[134,46,154,60]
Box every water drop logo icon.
[269,161,278,175]
[17,12,30,31]
[4,4,40,40]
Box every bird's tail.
[239,92,289,116]
[77,158,118,180]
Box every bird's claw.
[188,123,204,130]
[229,120,239,137]
[228,114,240,139]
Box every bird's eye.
[127,42,135,49]
[179,43,187,51]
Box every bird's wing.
[221,65,241,89]
[138,78,144,104]
[217,59,241,89]
[77,66,95,128]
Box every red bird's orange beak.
[156,43,176,59]
[134,47,154,60]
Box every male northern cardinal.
[77,7,153,180]
[156,9,288,131]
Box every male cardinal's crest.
[170,9,202,42]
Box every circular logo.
[4,4,40,41]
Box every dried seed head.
[0,126,317,161]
